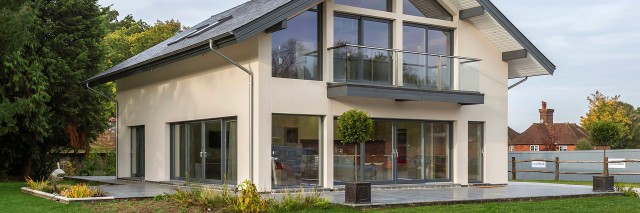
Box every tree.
[336,109,374,182]
[0,0,51,178]
[100,11,184,118]
[575,138,593,150]
[580,91,640,149]
[37,0,111,149]
[590,120,621,147]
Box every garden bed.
[21,187,114,204]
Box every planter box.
[21,187,114,204]
[345,182,371,204]
[593,176,614,192]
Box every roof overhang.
[452,0,556,79]
[84,0,320,87]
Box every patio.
[66,176,620,206]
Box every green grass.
[0,182,87,213]
[2,181,639,213]
[512,179,640,187]
[372,197,640,213]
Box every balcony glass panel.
[332,45,393,85]
[330,45,480,92]
[459,59,480,91]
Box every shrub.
[575,138,593,150]
[78,151,116,176]
[589,120,621,147]
[25,176,51,192]
[60,183,103,198]
[336,109,374,145]
[230,180,271,212]
[275,188,330,211]
[162,180,331,212]
[615,183,639,197]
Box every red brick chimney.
[539,101,554,124]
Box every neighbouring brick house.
[509,102,589,152]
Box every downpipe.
[208,39,254,183]
[85,83,119,178]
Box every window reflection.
[335,0,390,12]
[402,24,452,89]
[272,7,320,80]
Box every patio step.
[332,183,462,191]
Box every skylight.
[167,15,233,46]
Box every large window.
[272,115,322,187]
[333,14,393,85]
[402,24,452,89]
[335,0,391,12]
[334,119,452,184]
[403,0,452,21]
[171,118,237,184]
[272,7,321,80]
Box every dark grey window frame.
[335,0,392,12]
[271,4,324,81]
[271,113,325,188]
[402,22,455,89]
[333,118,454,185]
[131,126,145,178]
[468,121,484,183]
[169,117,238,185]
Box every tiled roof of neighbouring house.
[509,123,589,145]
[508,127,520,143]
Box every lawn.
[3,181,639,213]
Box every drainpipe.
[508,77,528,90]
[85,83,119,178]
[208,39,254,183]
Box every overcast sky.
[98,0,640,132]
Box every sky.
[98,0,640,132]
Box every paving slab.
[316,182,620,208]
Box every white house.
[85,0,555,191]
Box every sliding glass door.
[171,118,237,184]
[334,119,452,185]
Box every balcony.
[327,44,484,105]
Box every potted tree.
[336,109,374,204]
[589,120,621,192]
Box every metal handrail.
[328,44,482,62]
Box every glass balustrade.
[330,44,480,92]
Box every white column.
[254,32,273,191]
[322,0,336,189]
[453,120,469,185]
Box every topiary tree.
[575,138,593,150]
[336,109,373,182]
[589,120,621,176]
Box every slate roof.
[509,123,589,146]
[84,0,319,86]
[84,0,554,86]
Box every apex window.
[272,6,322,80]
